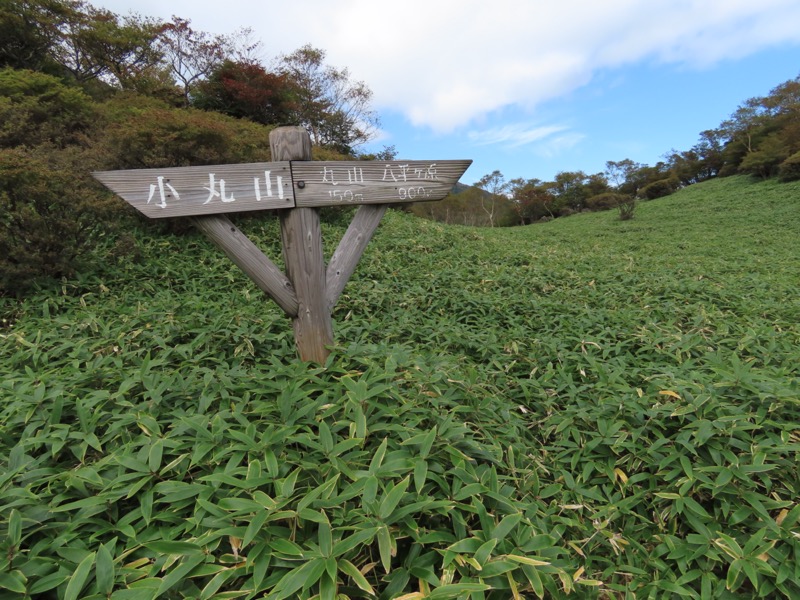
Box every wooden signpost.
[94,126,471,362]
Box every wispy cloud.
[531,132,586,159]
[467,123,585,158]
[468,123,569,148]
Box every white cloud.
[468,123,568,148]
[532,132,586,159]
[98,0,800,132]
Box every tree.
[475,170,508,227]
[357,145,397,162]
[157,17,230,105]
[51,2,162,88]
[507,178,558,223]
[778,150,800,182]
[193,59,296,125]
[0,0,72,72]
[277,44,379,154]
[605,159,646,195]
[551,170,590,212]
[738,134,788,179]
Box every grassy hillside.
[1,176,799,598]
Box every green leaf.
[145,541,205,555]
[507,554,550,567]
[280,468,300,498]
[264,449,279,476]
[241,509,270,549]
[148,439,163,473]
[474,538,497,566]
[332,527,379,558]
[269,538,305,557]
[480,558,517,577]
[141,490,154,525]
[727,558,744,591]
[318,517,332,557]
[655,492,682,500]
[684,496,710,519]
[319,421,333,453]
[522,564,545,598]
[297,473,340,512]
[154,554,206,597]
[109,589,159,600]
[319,571,336,600]
[377,525,393,573]
[413,459,428,494]
[64,551,96,600]
[491,512,522,541]
[7,509,21,545]
[447,537,484,553]
[200,567,239,600]
[420,426,437,459]
[338,558,375,594]
[96,543,115,595]
[0,571,27,595]
[428,583,491,599]
[29,571,70,595]
[379,476,410,520]
[271,558,326,600]
[50,496,107,513]
[368,438,388,475]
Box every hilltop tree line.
[0,0,389,295]
[426,75,800,227]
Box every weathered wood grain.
[326,204,387,310]
[271,127,333,363]
[93,162,294,218]
[292,159,472,207]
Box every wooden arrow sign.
[92,162,294,219]
[93,159,471,218]
[292,160,472,207]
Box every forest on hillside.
[426,76,800,227]
[1,0,800,293]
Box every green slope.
[0,175,798,598]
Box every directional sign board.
[93,162,293,219]
[292,160,472,207]
[93,159,471,218]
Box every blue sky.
[97,0,800,185]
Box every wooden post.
[270,126,333,363]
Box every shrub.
[95,95,274,170]
[0,148,119,295]
[0,68,96,149]
[638,176,679,200]
[585,192,630,211]
[778,150,800,182]
[617,196,636,220]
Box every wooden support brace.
[191,214,298,317]
[326,204,387,310]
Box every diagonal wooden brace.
[190,214,298,317]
